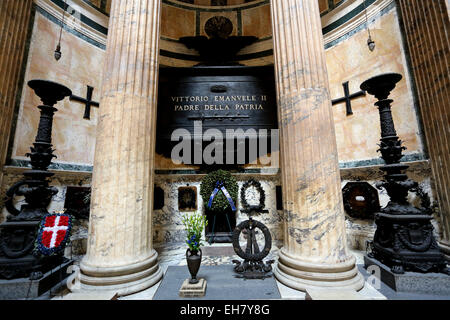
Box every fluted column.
[396,0,450,262]
[0,0,33,188]
[270,0,364,291]
[79,0,163,296]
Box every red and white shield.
[37,214,72,255]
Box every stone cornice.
[33,0,397,55]
[322,0,396,48]
[162,0,269,11]
[5,152,427,175]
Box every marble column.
[0,0,33,188]
[79,0,163,296]
[270,0,364,291]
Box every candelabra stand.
[361,73,448,274]
[0,80,71,280]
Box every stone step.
[179,278,207,298]
[55,292,118,300]
[305,288,368,300]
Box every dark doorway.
[205,208,236,243]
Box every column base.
[274,248,365,292]
[439,240,450,263]
[77,249,163,297]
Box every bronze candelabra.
[0,80,71,279]
[361,73,448,274]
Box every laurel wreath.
[240,179,266,214]
[397,225,433,252]
[232,219,272,261]
[412,184,432,215]
[200,170,238,213]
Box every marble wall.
[1,165,437,254]
[328,8,423,164]
[159,0,274,67]
[172,0,341,8]
[9,10,104,167]
[156,2,425,170]
[5,0,423,171]
[153,163,439,251]
[177,0,262,6]
[0,0,441,256]
[152,174,283,245]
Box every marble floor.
[51,242,450,300]
[117,242,385,300]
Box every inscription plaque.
[156,66,278,165]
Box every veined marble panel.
[10,11,103,166]
[152,174,283,245]
[35,0,108,48]
[0,161,441,256]
[328,9,424,163]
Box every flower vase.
[186,248,202,284]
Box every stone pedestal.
[154,266,281,300]
[305,288,367,300]
[360,73,448,275]
[78,0,163,296]
[0,221,40,279]
[439,240,450,262]
[0,259,72,300]
[269,0,364,291]
[364,255,450,295]
[179,278,207,298]
[57,292,118,300]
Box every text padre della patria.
[172,95,267,112]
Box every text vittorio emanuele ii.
[171,95,267,111]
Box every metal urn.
[186,248,202,284]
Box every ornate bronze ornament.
[178,187,198,212]
[232,179,273,279]
[232,217,274,279]
[205,16,233,39]
[361,73,448,275]
[179,16,257,66]
[342,182,380,219]
[233,219,272,261]
[240,179,267,215]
